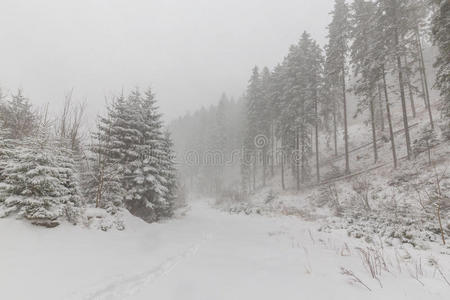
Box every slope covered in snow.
[1,199,449,300]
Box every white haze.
[0,0,334,123]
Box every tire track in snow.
[67,233,212,300]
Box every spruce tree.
[431,0,450,137]
[90,88,177,222]
[0,137,82,227]
[327,0,351,174]
[159,131,177,217]
[1,89,36,139]
[350,0,379,163]
[323,45,342,157]
[375,0,415,159]
[243,67,262,192]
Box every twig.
[340,267,371,291]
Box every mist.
[1,1,449,299]
[0,0,334,122]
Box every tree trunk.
[382,64,398,169]
[296,127,300,191]
[333,111,338,157]
[96,169,104,208]
[392,5,412,160]
[270,122,275,177]
[403,56,416,118]
[262,147,266,187]
[281,142,285,190]
[314,96,320,183]
[370,95,378,163]
[417,49,428,107]
[342,66,350,174]
[416,27,434,129]
[252,154,256,191]
[301,125,305,184]
[377,83,385,131]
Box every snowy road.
[1,199,449,300]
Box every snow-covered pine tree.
[1,89,36,139]
[397,0,430,121]
[374,0,415,159]
[270,63,289,189]
[431,0,450,138]
[367,0,400,168]
[158,130,177,218]
[128,88,169,222]
[305,34,324,184]
[88,94,129,210]
[409,0,435,127]
[260,67,273,186]
[242,66,262,192]
[327,0,351,174]
[0,136,82,227]
[350,0,379,163]
[210,94,228,193]
[275,32,321,188]
[278,44,303,189]
[0,128,16,191]
[85,126,125,212]
[322,45,342,157]
[89,88,176,222]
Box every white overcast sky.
[0,0,334,123]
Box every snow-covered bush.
[83,207,125,231]
[317,183,342,215]
[351,175,371,211]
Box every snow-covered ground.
[1,199,449,300]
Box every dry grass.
[340,267,372,291]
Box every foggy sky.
[0,0,334,124]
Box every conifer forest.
[0,0,449,299]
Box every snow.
[1,199,449,300]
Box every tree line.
[169,94,246,195]
[240,0,449,194]
[170,0,449,197]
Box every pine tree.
[211,94,228,192]
[260,67,272,186]
[159,131,178,217]
[302,33,324,183]
[0,137,82,227]
[375,0,415,159]
[431,0,450,137]
[126,88,171,222]
[350,0,379,163]
[89,94,129,209]
[243,67,262,192]
[322,45,342,157]
[327,0,351,174]
[369,0,399,168]
[89,88,177,222]
[410,0,434,127]
[281,42,307,189]
[270,63,289,190]
[0,128,16,188]
[1,89,36,139]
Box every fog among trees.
[0,1,449,299]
